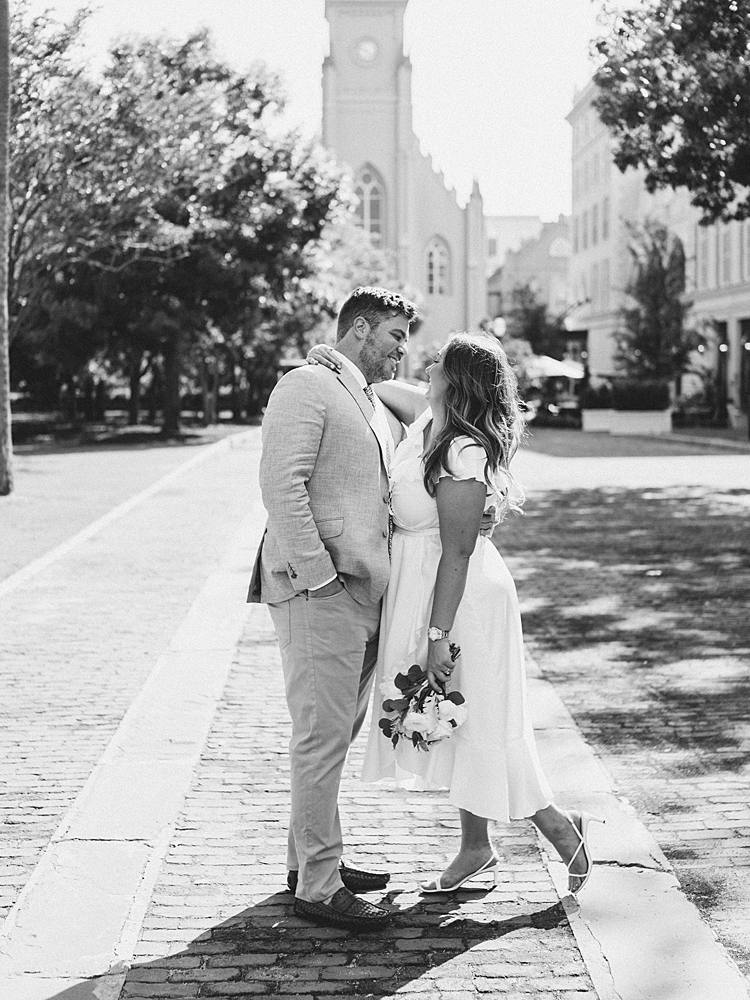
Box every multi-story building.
[692,218,750,426]
[497,215,571,318]
[568,79,750,428]
[322,0,486,354]
[485,216,544,278]
[566,79,622,377]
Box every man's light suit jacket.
[248,363,391,607]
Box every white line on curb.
[0,429,255,601]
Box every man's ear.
[352,315,370,341]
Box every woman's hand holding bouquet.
[378,643,466,752]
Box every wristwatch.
[427,626,450,642]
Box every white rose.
[430,719,455,740]
[437,701,468,726]
[403,705,438,736]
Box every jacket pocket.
[317,517,344,540]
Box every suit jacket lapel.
[335,367,388,473]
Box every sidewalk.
[0,428,747,1000]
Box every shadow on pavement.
[501,485,750,766]
[499,482,750,954]
[41,892,568,999]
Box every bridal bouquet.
[378,643,466,752]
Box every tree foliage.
[593,0,750,223]
[9,4,348,429]
[504,284,566,359]
[615,221,698,380]
[0,0,10,493]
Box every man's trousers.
[268,586,380,903]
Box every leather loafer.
[294,886,391,930]
[287,863,390,895]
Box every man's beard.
[359,333,393,383]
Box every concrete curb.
[526,655,749,1000]
[654,431,750,452]
[0,436,266,1000]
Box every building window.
[592,204,599,245]
[601,258,610,309]
[591,262,599,309]
[488,237,497,257]
[573,216,579,253]
[354,165,385,245]
[593,153,600,187]
[582,210,589,250]
[602,197,609,240]
[426,237,450,295]
[583,159,590,193]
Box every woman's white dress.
[361,408,552,822]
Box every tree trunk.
[0,0,12,495]
[128,350,143,426]
[200,356,217,426]
[162,333,182,437]
[147,360,161,425]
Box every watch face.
[354,37,379,64]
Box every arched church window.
[426,238,451,295]
[354,166,385,246]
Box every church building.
[322,0,486,353]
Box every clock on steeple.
[353,36,379,64]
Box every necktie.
[364,385,394,556]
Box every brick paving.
[498,432,750,981]
[3,423,748,998]
[120,612,596,1000]
[0,435,258,921]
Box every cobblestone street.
[506,429,750,978]
[0,427,748,1000]
[118,611,594,1000]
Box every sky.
[25,0,607,220]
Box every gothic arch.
[425,236,451,295]
[354,164,385,246]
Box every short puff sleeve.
[437,437,490,486]
[437,436,522,522]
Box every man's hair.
[336,286,418,341]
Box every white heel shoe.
[565,811,605,895]
[420,854,500,894]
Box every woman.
[309,333,601,895]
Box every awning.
[525,355,585,380]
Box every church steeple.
[322,0,412,258]
[322,0,486,338]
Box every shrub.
[580,384,613,409]
[612,378,671,411]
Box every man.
[248,286,417,930]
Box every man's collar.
[331,348,367,389]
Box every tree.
[0,0,11,494]
[504,284,566,359]
[593,0,750,223]
[8,9,347,431]
[615,221,699,380]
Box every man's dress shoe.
[293,886,391,930]
[287,863,390,895]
